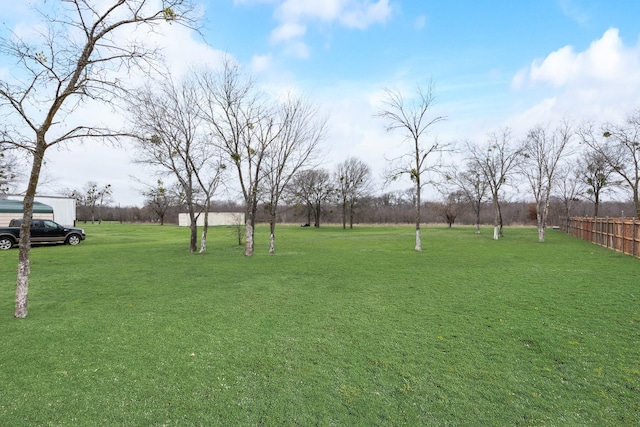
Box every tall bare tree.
[576,147,620,217]
[444,161,489,233]
[555,163,584,229]
[467,129,523,240]
[375,83,446,251]
[263,95,325,254]
[582,111,640,217]
[197,60,274,256]
[521,121,573,242]
[0,0,198,318]
[334,157,373,229]
[127,74,224,253]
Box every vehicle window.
[44,221,57,229]
[32,220,43,227]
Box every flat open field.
[1,224,638,426]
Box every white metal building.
[178,212,245,227]
[2,195,77,227]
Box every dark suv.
[0,219,86,250]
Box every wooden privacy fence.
[563,217,640,259]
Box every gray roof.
[0,199,54,214]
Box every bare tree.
[288,169,333,227]
[197,60,273,256]
[521,121,573,242]
[334,157,373,229]
[0,0,198,318]
[141,179,175,225]
[75,181,112,224]
[582,111,640,217]
[467,129,523,240]
[444,161,489,233]
[433,191,466,228]
[375,83,446,251]
[575,147,620,217]
[555,163,584,230]
[192,150,226,254]
[127,74,224,253]
[263,95,325,254]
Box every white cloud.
[282,40,310,59]
[528,45,578,87]
[509,28,640,126]
[339,0,392,30]
[267,0,391,49]
[270,22,307,43]
[251,54,272,73]
[557,0,591,25]
[514,28,636,88]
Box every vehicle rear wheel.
[0,237,14,250]
[66,234,81,246]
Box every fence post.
[620,216,627,254]
[633,217,636,258]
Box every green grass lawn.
[1,223,638,426]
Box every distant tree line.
[89,190,635,229]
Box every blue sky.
[3,0,640,205]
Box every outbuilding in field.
[178,212,245,227]
[0,199,54,226]
[1,195,77,227]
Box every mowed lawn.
[1,223,638,426]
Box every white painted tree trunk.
[415,228,422,252]
[493,197,500,240]
[245,222,254,257]
[269,233,275,255]
[15,248,30,318]
[199,229,207,253]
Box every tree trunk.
[349,199,355,229]
[538,224,545,242]
[314,202,321,228]
[536,212,545,242]
[536,200,546,243]
[269,214,276,255]
[492,196,500,241]
[199,212,209,253]
[245,202,256,257]
[341,198,347,229]
[415,180,422,252]
[200,228,207,253]
[189,212,198,253]
[245,220,254,256]
[16,199,34,318]
[15,137,46,318]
